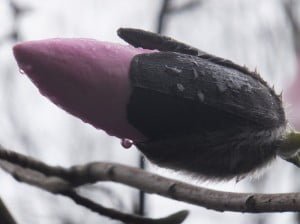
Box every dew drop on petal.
[19,69,25,74]
[19,65,33,75]
[121,138,134,149]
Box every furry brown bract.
[13,28,294,181]
[121,28,287,180]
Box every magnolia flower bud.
[13,28,300,180]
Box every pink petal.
[13,38,153,141]
[284,59,300,131]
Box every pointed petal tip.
[13,42,33,76]
[12,38,149,142]
[13,40,49,75]
[13,41,30,66]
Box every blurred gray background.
[0,0,300,223]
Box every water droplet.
[121,138,133,149]
[165,65,182,75]
[197,90,205,102]
[18,64,33,75]
[192,60,198,66]
[176,83,185,92]
[19,69,25,74]
[192,68,199,79]
[241,84,251,92]
[216,82,227,93]
[197,51,203,56]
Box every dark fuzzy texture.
[127,52,286,180]
[135,129,283,180]
[121,28,287,180]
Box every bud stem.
[278,132,300,167]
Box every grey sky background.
[0,0,299,223]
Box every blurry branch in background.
[135,0,203,216]
[167,0,201,14]
[284,0,300,54]
[1,146,300,223]
[156,0,201,34]
[8,0,27,41]
[1,0,37,155]
[0,197,17,224]
[283,2,300,223]
[157,0,171,34]
[0,0,31,43]
[82,184,126,210]
[135,0,175,216]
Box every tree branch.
[157,0,171,34]
[0,196,17,224]
[1,145,300,215]
[0,147,188,224]
[168,0,201,14]
[283,0,300,54]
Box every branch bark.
[0,197,17,224]
[0,147,188,224]
[1,145,300,214]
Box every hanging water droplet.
[192,68,199,79]
[197,90,205,102]
[121,138,133,149]
[216,82,227,93]
[176,83,185,92]
[18,64,33,75]
[19,69,25,74]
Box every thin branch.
[0,0,31,44]
[137,156,145,216]
[168,0,201,14]
[136,0,173,216]
[156,0,201,34]
[1,145,300,213]
[0,197,17,224]
[157,0,171,34]
[0,150,188,224]
[284,0,300,54]
[65,191,188,224]
[81,185,126,210]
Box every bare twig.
[1,145,300,213]
[0,148,188,224]
[0,197,17,224]
[137,0,202,215]
[284,0,300,54]
[168,0,201,14]
[0,0,31,43]
[81,185,126,210]
[157,0,171,34]
[156,0,201,34]
[65,191,188,224]
[136,0,174,215]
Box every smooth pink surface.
[285,58,300,131]
[13,38,152,141]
